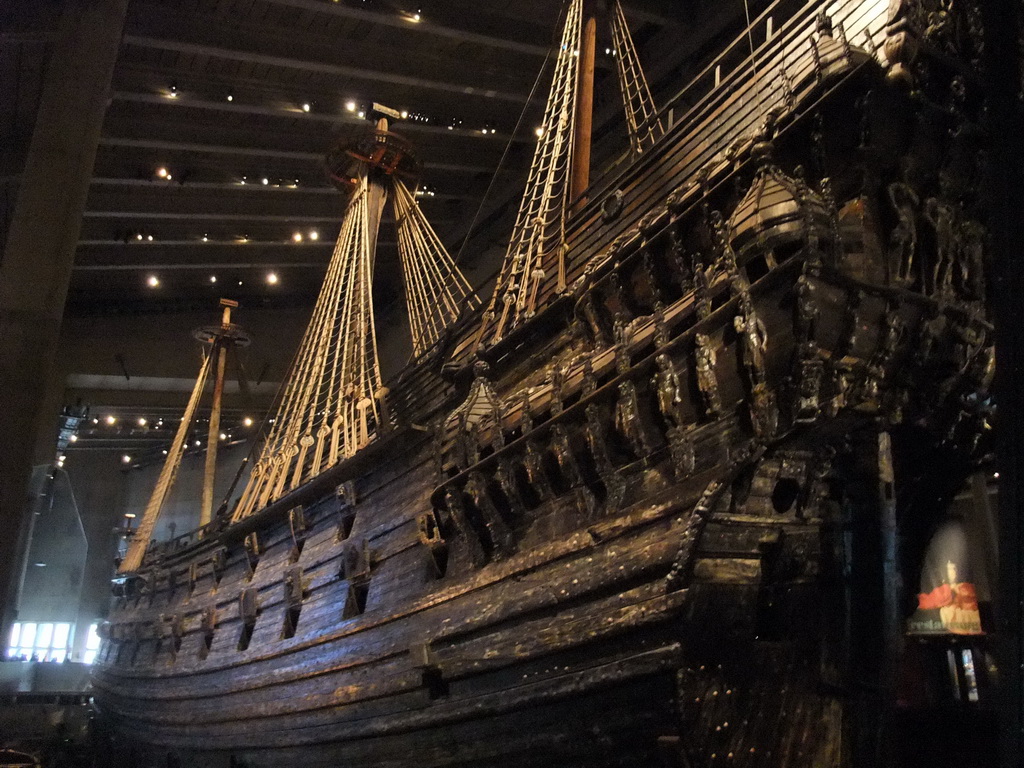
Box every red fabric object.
[917,583,952,610]
[952,581,978,611]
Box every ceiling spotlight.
[146,234,154,241]
[309,230,319,241]
[136,233,143,241]
[400,110,409,119]
[194,440,201,447]
[162,449,169,455]
[302,102,311,112]
[345,100,356,112]
[147,275,160,287]
[292,231,303,242]
[137,417,147,426]
[202,235,208,242]
[121,454,132,464]
[358,111,365,119]
[156,167,168,178]
[261,177,269,185]
[994,471,1000,479]
[105,415,116,425]
[266,272,279,285]
[124,513,137,519]
[226,92,234,102]
[243,416,254,427]
[69,434,78,443]
[219,433,227,441]
[535,126,545,137]
[209,275,217,283]
[238,281,244,286]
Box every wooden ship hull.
[91,1,995,765]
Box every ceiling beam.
[96,137,497,174]
[81,212,340,222]
[253,0,550,56]
[74,261,329,271]
[87,178,465,201]
[122,35,530,104]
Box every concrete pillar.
[0,0,129,639]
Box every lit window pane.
[9,623,20,649]
[20,623,36,648]
[36,623,53,648]
[49,650,67,663]
[83,650,97,665]
[18,648,33,660]
[53,623,70,648]
[86,624,101,651]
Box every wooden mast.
[570,12,596,210]
[200,298,236,527]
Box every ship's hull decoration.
[93,0,995,765]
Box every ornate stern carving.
[466,470,515,557]
[615,380,657,459]
[444,488,486,568]
[887,179,920,287]
[655,352,697,478]
[523,440,555,503]
[417,509,449,577]
[584,402,626,513]
[794,342,826,423]
[734,294,769,386]
[694,333,723,418]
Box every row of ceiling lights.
[145,273,280,288]
[121,229,322,243]
[160,84,516,138]
[88,415,255,429]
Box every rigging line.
[741,0,770,126]
[453,0,569,273]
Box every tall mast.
[570,12,596,210]
[199,298,237,527]
[120,301,250,573]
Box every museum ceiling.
[5,0,745,316]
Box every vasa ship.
[92,0,997,765]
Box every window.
[83,623,101,665]
[7,621,73,662]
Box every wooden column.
[570,15,596,210]
[0,0,129,637]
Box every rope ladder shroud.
[611,0,664,155]
[231,172,478,523]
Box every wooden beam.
[122,35,530,104]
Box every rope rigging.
[394,179,480,356]
[483,0,583,346]
[230,135,477,524]
[610,0,664,154]
[479,0,664,348]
